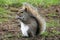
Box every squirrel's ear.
[25,8,27,12]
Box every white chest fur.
[20,21,29,36]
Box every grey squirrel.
[16,3,46,37]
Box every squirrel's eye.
[21,12,23,13]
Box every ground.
[0,5,60,40]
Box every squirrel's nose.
[15,15,20,19]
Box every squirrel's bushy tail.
[22,2,46,34]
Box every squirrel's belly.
[20,21,29,36]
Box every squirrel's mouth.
[19,19,26,22]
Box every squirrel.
[16,3,46,37]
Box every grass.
[0,7,9,22]
[0,0,60,7]
[47,20,60,27]
[44,31,60,36]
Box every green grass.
[47,20,60,27]
[0,7,10,22]
[0,0,60,6]
[41,29,60,37]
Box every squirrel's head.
[16,8,30,22]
